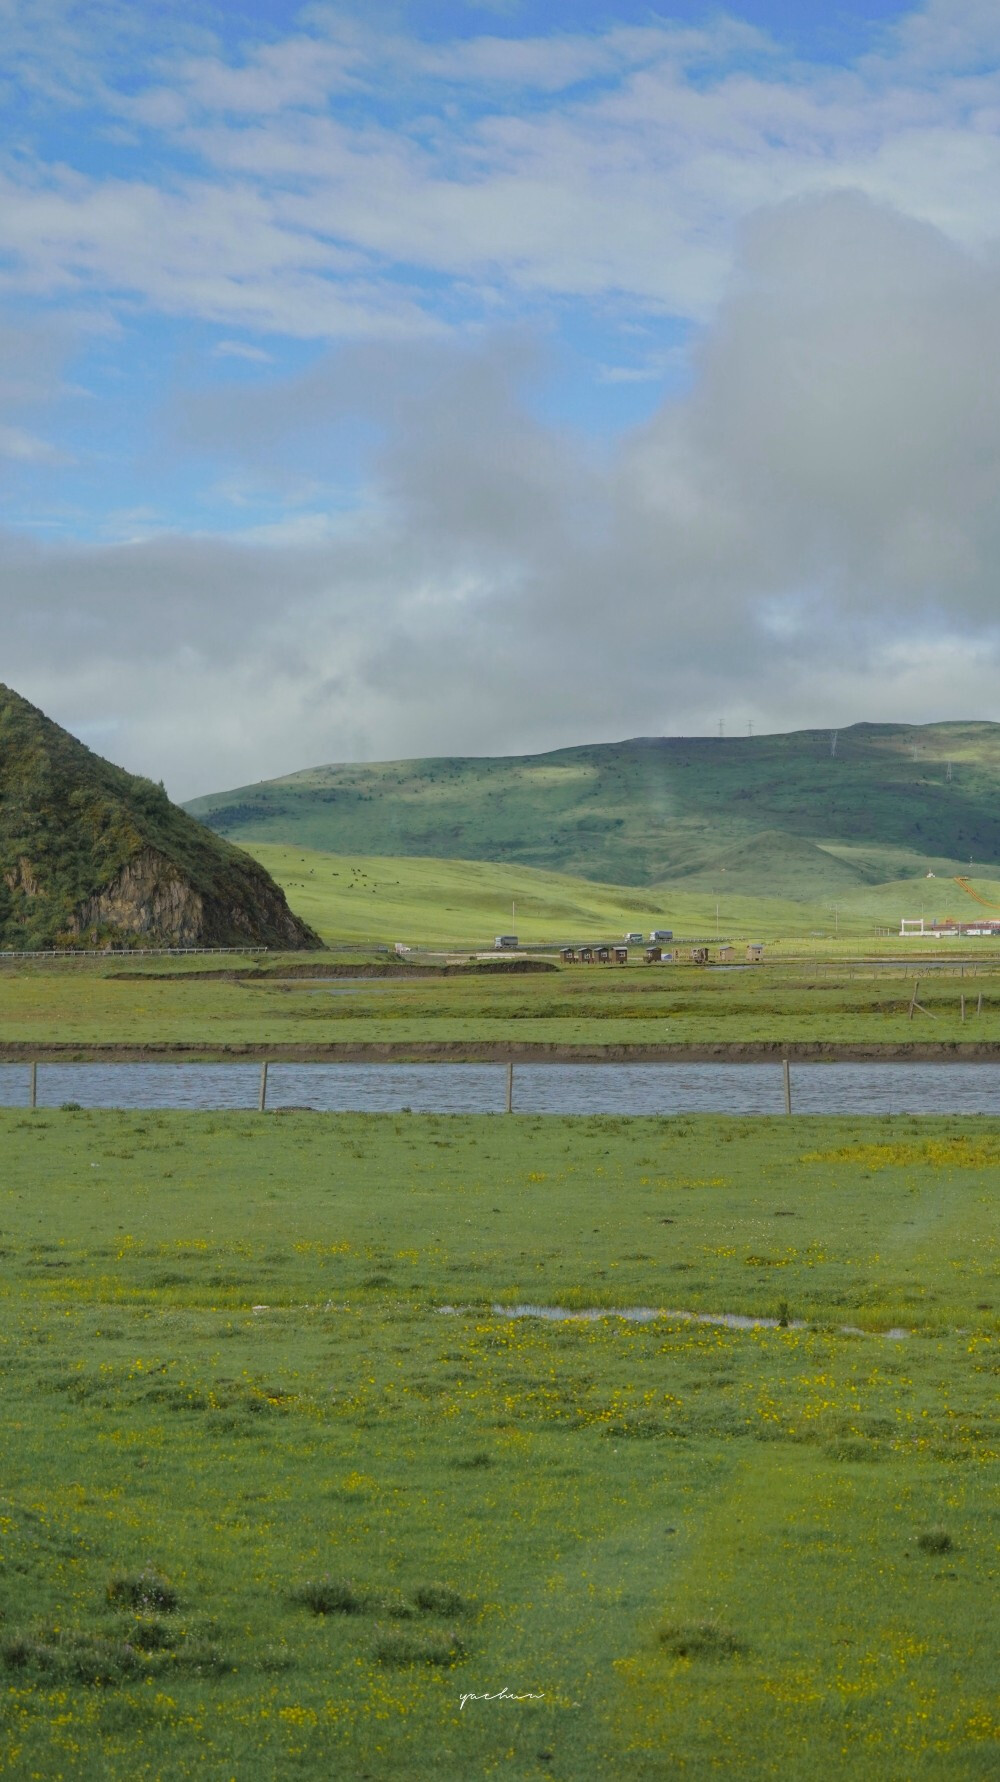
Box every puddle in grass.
[437,1304,909,1338]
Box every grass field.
[239,842,1000,950]
[241,845,822,946]
[5,950,1000,1053]
[0,1109,997,1779]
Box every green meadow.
[243,844,816,946]
[242,841,1000,949]
[0,1110,997,1779]
[3,950,1000,1053]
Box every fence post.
[258,1061,268,1113]
[783,1058,792,1116]
[29,1062,36,1110]
[505,1062,514,1114]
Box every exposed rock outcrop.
[70,846,316,947]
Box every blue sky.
[2,0,1000,792]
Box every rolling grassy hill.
[186,722,1000,895]
[242,842,1000,946]
[242,845,772,945]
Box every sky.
[3,0,1000,796]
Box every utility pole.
[718,719,724,739]
[747,719,754,737]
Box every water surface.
[4,1060,1000,1114]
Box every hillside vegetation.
[0,685,321,949]
[244,845,711,946]
[243,842,1000,946]
[186,722,1000,894]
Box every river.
[4,1060,1000,1113]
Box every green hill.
[186,723,1000,896]
[654,829,871,897]
[240,843,1000,946]
[0,685,322,950]
[240,842,842,944]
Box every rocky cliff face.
[71,850,206,944]
[69,847,318,947]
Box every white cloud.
[0,7,999,787]
[0,165,439,336]
[0,315,82,476]
[1,3,1000,335]
[3,187,1000,792]
[213,340,274,361]
[0,422,65,462]
[884,0,1000,72]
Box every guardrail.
[0,946,270,959]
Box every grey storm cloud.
[4,189,1000,797]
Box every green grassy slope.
[0,685,320,949]
[239,842,1000,950]
[655,828,873,895]
[243,843,834,944]
[185,722,1000,892]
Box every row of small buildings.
[560,942,765,965]
[900,918,1000,937]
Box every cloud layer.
[1,3,999,794]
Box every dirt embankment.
[109,958,559,983]
[3,1039,1000,1063]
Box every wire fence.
[6,1057,1000,1116]
[0,946,270,960]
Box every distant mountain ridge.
[185,722,1000,898]
[0,685,321,949]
